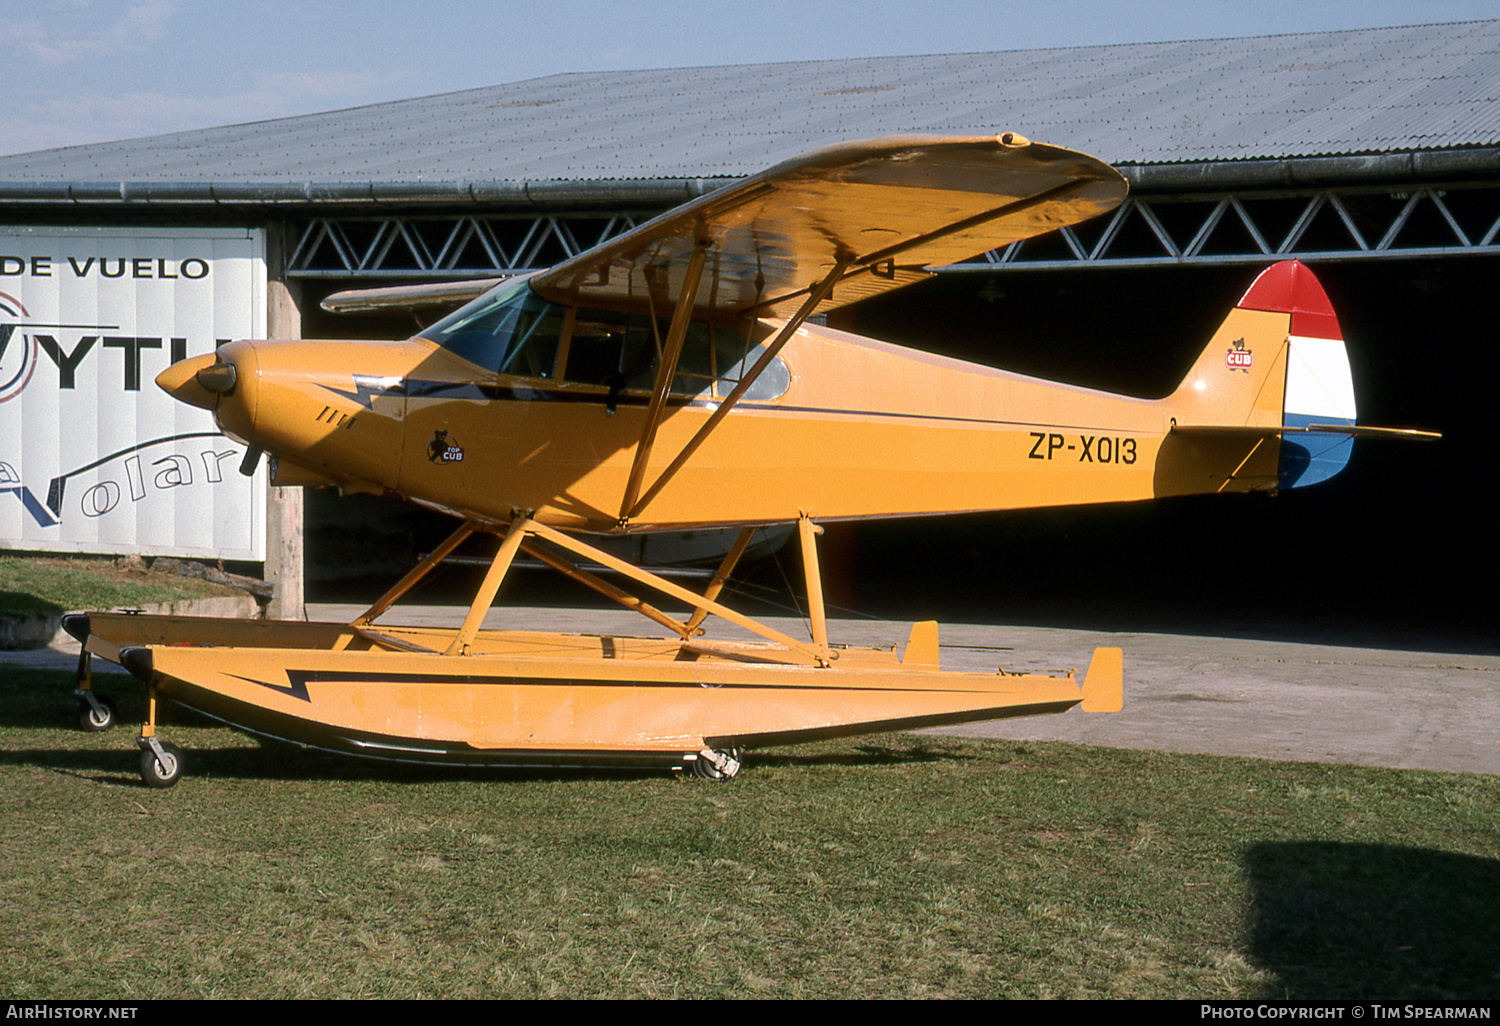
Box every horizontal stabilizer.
[321,277,507,314]
[1171,423,1440,441]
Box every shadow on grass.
[0,669,143,730]
[751,743,963,769]
[1245,841,1500,1000]
[0,743,674,787]
[1,736,964,788]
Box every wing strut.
[683,526,757,635]
[526,520,828,665]
[618,241,709,522]
[623,254,852,524]
[351,520,478,628]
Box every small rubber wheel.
[77,695,117,732]
[690,747,743,781]
[139,741,184,789]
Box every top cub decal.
[427,429,465,464]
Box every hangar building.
[2,19,1496,643]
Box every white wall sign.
[0,226,266,560]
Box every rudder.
[1236,261,1356,487]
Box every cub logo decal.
[1225,338,1253,372]
[427,429,465,464]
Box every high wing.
[321,134,1127,320]
[531,133,1126,318]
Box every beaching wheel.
[139,741,184,789]
[77,694,117,732]
[691,747,743,781]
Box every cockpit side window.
[562,308,658,390]
[717,337,792,401]
[560,309,787,400]
[421,281,789,401]
[498,301,568,379]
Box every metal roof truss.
[283,180,1500,280]
[287,212,651,279]
[972,180,1500,269]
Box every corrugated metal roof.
[2,19,1497,189]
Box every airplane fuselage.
[160,291,1297,533]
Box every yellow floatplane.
[65,134,1433,785]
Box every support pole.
[1216,437,1267,493]
[518,539,692,639]
[527,520,826,665]
[445,515,532,656]
[265,222,306,621]
[142,687,158,739]
[798,515,830,662]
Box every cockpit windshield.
[419,275,564,377]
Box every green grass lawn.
[1,556,245,643]
[2,667,1497,1000]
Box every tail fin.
[1166,261,1360,490]
[1240,261,1358,487]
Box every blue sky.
[3,0,1497,157]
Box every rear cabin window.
[566,309,789,401]
[421,280,789,400]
